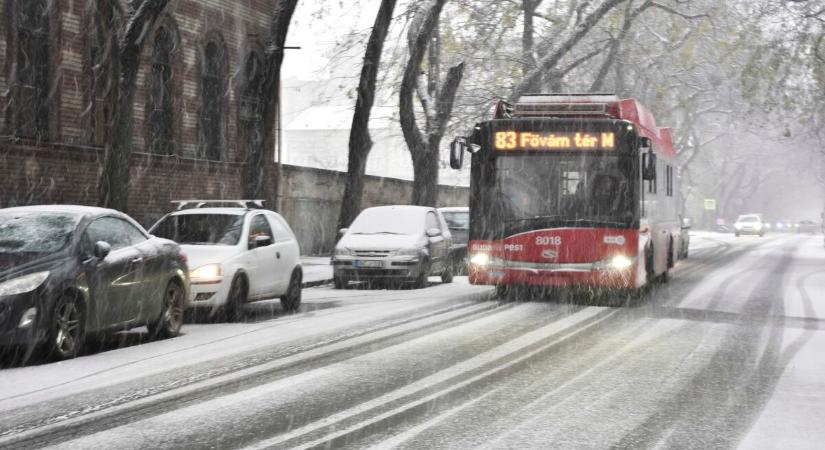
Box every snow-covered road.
[1,232,824,449]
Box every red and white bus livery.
[449,94,685,291]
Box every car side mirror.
[450,137,466,169]
[642,151,657,180]
[94,241,111,259]
[426,228,442,238]
[253,235,273,248]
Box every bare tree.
[512,0,628,98]
[98,0,171,211]
[399,0,465,206]
[245,0,300,200]
[338,0,398,230]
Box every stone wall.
[0,141,469,255]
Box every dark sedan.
[0,206,189,361]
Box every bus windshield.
[493,153,636,230]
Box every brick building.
[1,0,281,213]
[0,0,469,254]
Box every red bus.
[449,94,684,293]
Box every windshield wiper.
[352,231,405,235]
[506,216,628,227]
[505,215,567,224]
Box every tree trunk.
[98,0,170,211]
[521,0,541,92]
[244,0,299,201]
[399,0,464,207]
[338,0,397,230]
[412,145,439,206]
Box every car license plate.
[356,260,383,268]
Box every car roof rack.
[172,200,266,210]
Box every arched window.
[14,0,49,139]
[239,51,265,161]
[84,1,114,146]
[147,25,175,155]
[200,39,226,160]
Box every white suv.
[150,201,302,319]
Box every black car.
[0,206,189,361]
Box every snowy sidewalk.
[301,256,332,287]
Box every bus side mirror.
[642,151,657,180]
[450,138,466,169]
[639,136,651,148]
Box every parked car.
[438,206,469,273]
[733,213,765,237]
[0,206,189,361]
[332,205,453,288]
[150,201,302,320]
[797,220,818,234]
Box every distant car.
[0,206,189,361]
[798,220,818,234]
[438,207,469,272]
[733,214,765,237]
[332,205,453,289]
[150,201,302,320]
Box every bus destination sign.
[494,131,615,151]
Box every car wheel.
[441,264,454,284]
[149,280,185,339]
[224,275,247,322]
[413,272,427,289]
[48,294,85,361]
[333,275,347,289]
[735,233,740,237]
[281,270,302,313]
[667,240,675,269]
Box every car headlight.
[0,271,50,297]
[754,223,763,230]
[469,253,490,267]
[610,255,634,270]
[190,264,223,281]
[734,224,742,230]
[334,247,353,257]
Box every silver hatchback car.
[332,206,453,288]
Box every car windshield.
[738,216,760,222]
[0,211,79,255]
[151,213,244,245]
[442,211,469,230]
[348,208,425,235]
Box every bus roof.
[491,94,676,158]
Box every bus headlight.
[610,255,634,270]
[469,253,490,267]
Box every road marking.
[244,306,617,449]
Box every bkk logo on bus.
[494,131,616,151]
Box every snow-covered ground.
[1,232,824,449]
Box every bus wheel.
[494,284,508,299]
